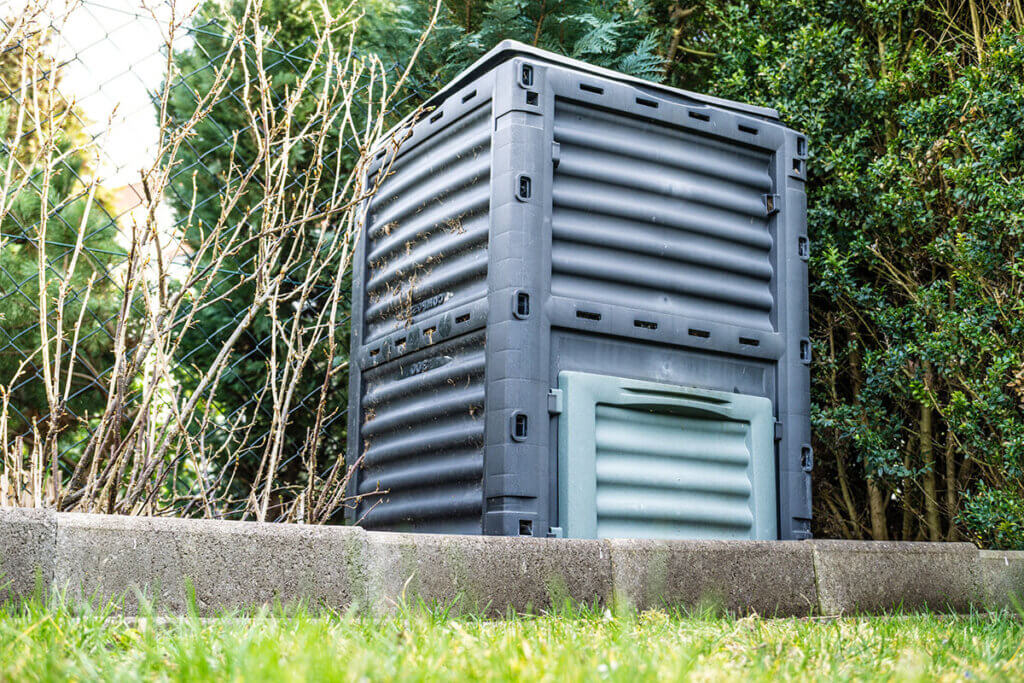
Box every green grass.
[1,599,1022,681]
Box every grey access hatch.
[557,371,777,540]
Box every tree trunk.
[850,329,888,540]
[900,433,916,541]
[921,365,941,541]
[663,5,697,78]
[945,433,959,540]
[827,322,860,534]
[835,448,860,535]
[968,0,985,61]
[867,481,889,540]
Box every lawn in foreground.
[1,600,1022,681]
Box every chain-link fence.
[0,0,436,522]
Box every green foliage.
[960,483,1024,550]
[365,0,664,84]
[670,2,1024,547]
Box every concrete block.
[54,513,369,614]
[0,507,56,602]
[811,541,981,614]
[363,531,613,615]
[979,550,1024,611]
[606,539,817,616]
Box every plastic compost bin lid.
[379,39,781,145]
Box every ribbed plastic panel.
[551,101,775,332]
[594,405,755,539]
[356,329,486,532]
[363,102,492,342]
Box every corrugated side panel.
[552,101,775,332]
[594,405,755,539]
[363,102,492,343]
[356,329,486,532]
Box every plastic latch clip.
[547,389,563,415]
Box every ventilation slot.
[517,174,532,200]
[688,328,710,338]
[461,89,477,103]
[792,158,803,175]
[636,97,658,108]
[576,310,601,321]
[738,124,758,135]
[455,313,470,324]
[520,64,534,86]
[800,339,812,363]
[429,110,443,124]
[515,291,530,318]
[798,236,810,260]
[634,319,657,330]
[512,412,529,441]
[739,337,760,347]
[797,137,807,155]
[369,348,380,357]
[801,445,814,472]
[519,519,533,536]
[526,91,538,105]
[688,111,710,122]
[579,83,604,95]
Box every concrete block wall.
[1,508,1021,616]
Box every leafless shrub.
[0,0,439,521]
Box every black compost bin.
[346,41,811,540]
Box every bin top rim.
[393,39,780,130]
